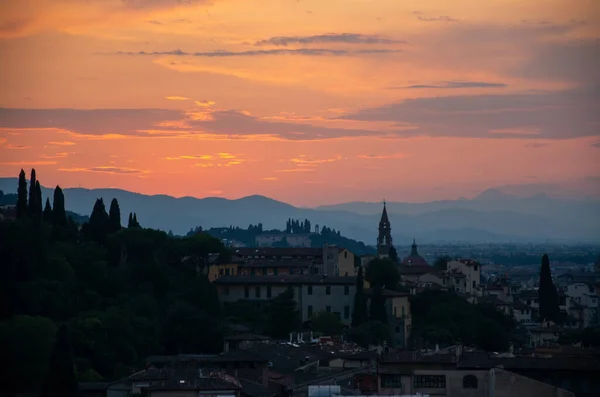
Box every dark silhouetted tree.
[265,287,299,338]
[41,325,78,397]
[52,186,67,227]
[433,255,452,271]
[108,198,121,233]
[88,198,110,243]
[28,168,37,214]
[369,285,388,324]
[17,169,28,218]
[538,254,560,323]
[389,246,399,263]
[365,258,400,290]
[128,213,133,228]
[32,180,43,218]
[43,198,53,223]
[132,213,140,228]
[352,266,368,327]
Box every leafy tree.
[433,255,451,271]
[17,169,28,218]
[389,246,399,263]
[538,254,560,323]
[43,198,53,223]
[52,186,67,227]
[108,198,122,233]
[352,266,368,327]
[265,287,299,338]
[41,324,78,397]
[310,311,344,336]
[369,285,388,324]
[0,315,57,396]
[365,258,400,290]
[348,321,390,348]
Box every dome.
[401,239,428,267]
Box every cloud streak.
[114,48,399,57]
[391,81,508,89]
[254,33,404,46]
[58,166,148,175]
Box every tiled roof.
[233,248,323,257]
[214,275,356,285]
[398,265,433,275]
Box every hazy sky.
[1,0,599,206]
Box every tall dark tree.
[128,213,133,228]
[389,246,399,263]
[108,198,121,233]
[433,255,452,271]
[17,169,28,218]
[365,258,401,290]
[41,325,78,397]
[538,254,560,323]
[88,198,110,243]
[52,186,67,226]
[369,285,388,324]
[265,287,299,338]
[43,198,53,223]
[352,266,368,327]
[31,180,43,218]
[132,213,140,228]
[28,168,37,213]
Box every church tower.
[377,202,393,257]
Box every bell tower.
[377,201,393,257]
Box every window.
[262,268,267,275]
[308,285,313,295]
[255,286,261,298]
[472,281,476,288]
[223,286,229,296]
[290,268,295,275]
[344,306,350,319]
[463,375,478,389]
[401,306,405,319]
[395,326,400,333]
[267,286,272,298]
[308,305,313,317]
[381,374,402,389]
[250,269,256,276]
[326,286,331,295]
[326,306,331,313]
[344,251,348,259]
[219,268,224,275]
[244,286,249,298]
[344,286,350,295]
[225,268,230,276]
[413,375,446,389]
[273,268,278,275]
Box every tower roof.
[379,201,390,224]
[410,238,418,256]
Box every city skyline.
[1,0,599,206]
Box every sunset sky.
[1,0,599,206]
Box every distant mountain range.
[1,178,598,245]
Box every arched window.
[463,375,478,389]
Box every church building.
[377,202,393,258]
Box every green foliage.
[41,324,78,397]
[1,172,232,393]
[0,315,57,396]
[433,255,452,271]
[352,266,368,327]
[108,198,122,233]
[53,186,67,227]
[43,197,53,223]
[389,247,399,263]
[310,311,344,336]
[369,286,388,324]
[265,287,299,338]
[558,327,600,347]
[17,169,28,218]
[86,198,110,244]
[347,321,390,348]
[410,290,516,352]
[365,258,400,290]
[538,254,560,323]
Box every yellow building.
[208,263,239,281]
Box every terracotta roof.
[233,248,323,257]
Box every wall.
[148,391,198,397]
[209,264,239,281]
[492,368,574,397]
[338,249,356,276]
[300,283,356,324]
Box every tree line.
[0,169,231,397]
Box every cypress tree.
[538,254,560,323]
[28,168,37,213]
[16,169,28,218]
[352,266,369,327]
[32,180,43,218]
[41,325,78,397]
[369,285,388,324]
[52,186,67,226]
[132,213,140,228]
[89,198,110,243]
[108,198,121,233]
[43,198,53,223]
[128,212,133,228]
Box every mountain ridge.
[1,178,598,244]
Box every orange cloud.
[165,96,191,101]
[58,166,148,175]
[357,153,411,160]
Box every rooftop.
[214,275,356,285]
